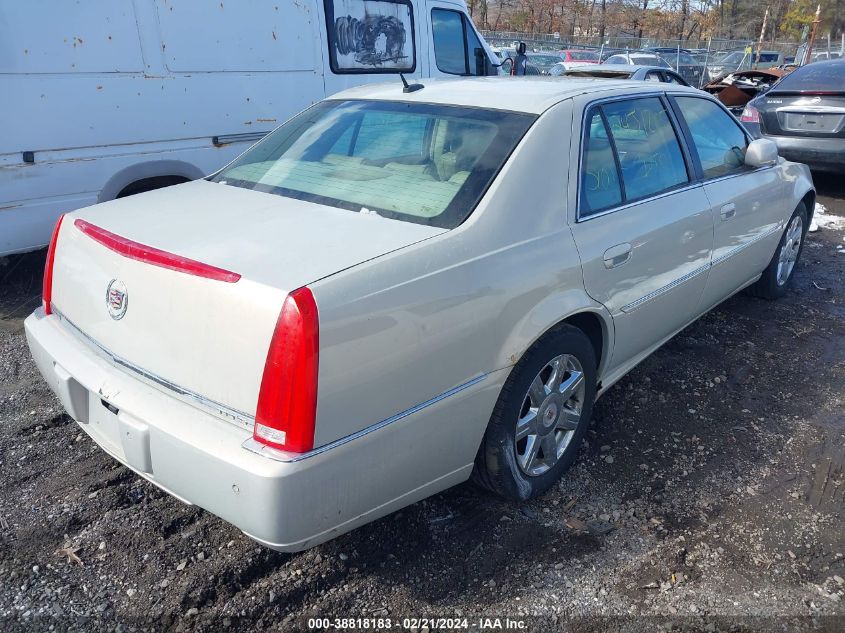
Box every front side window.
[675,97,749,179]
[212,100,535,228]
[431,8,485,75]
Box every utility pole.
[754,7,768,69]
[803,5,821,65]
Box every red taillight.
[254,287,319,453]
[42,214,66,315]
[74,219,241,283]
[740,104,760,124]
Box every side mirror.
[745,138,778,167]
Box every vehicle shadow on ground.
[0,249,45,333]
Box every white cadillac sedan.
[26,78,814,551]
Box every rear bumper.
[25,309,489,551]
[763,134,845,172]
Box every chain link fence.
[480,30,803,57]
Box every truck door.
[427,1,498,77]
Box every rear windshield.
[771,62,845,93]
[212,100,535,229]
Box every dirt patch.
[1,177,844,631]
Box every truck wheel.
[472,325,596,501]
[748,202,808,300]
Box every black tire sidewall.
[757,202,808,298]
[478,325,597,501]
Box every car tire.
[748,202,808,300]
[472,324,597,501]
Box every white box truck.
[0,0,498,255]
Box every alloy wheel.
[515,354,585,476]
[776,215,803,286]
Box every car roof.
[331,77,702,115]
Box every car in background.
[741,58,845,172]
[605,52,673,69]
[496,50,560,75]
[554,64,689,86]
[599,48,626,62]
[525,52,569,75]
[811,50,841,62]
[26,78,814,552]
[558,49,600,64]
[707,50,784,80]
[642,47,704,86]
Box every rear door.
[569,94,713,372]
[671,95,787,312]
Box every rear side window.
[604,98,688,199]
[431,8,485,75]
[580,97,689,217]
[675,97,749,179]
[581,111,623,215]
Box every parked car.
[557,64,689,85]
[641,47,704,85]
[558,49,601,64]
[26,78,815,551]
[741,58,845,172]
[605,52,673,69]
[707,50,784,80]
[599,48,626,62]
[0,0,498,256]
[525,52,569,75]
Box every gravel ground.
[1,175,844,633]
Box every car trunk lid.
[760,93,845,138]
[49,179,445,422]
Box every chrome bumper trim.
[242,373,488,463]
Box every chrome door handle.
[720,203,736,220]
[603,243,632,269]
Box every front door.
[671,95,789,311]
[428,2,492,78]
[569,95,714,373]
